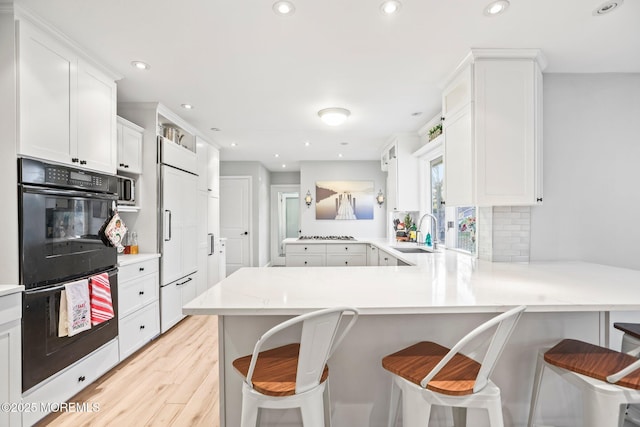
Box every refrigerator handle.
[164,210,172,241]
[208,233,214,256]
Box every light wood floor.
[37,315,220,427]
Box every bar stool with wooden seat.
[382,305,526,427]
[527,338,640,427]
[232,307,359,427]
[615,323,640,425]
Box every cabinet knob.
[139,267,145,272]
[440,200,446,205]
[304,261,308,265]
[80,160,87,165]
[345,247,348,251]
[72,158,79,163]
[536,197,543,202]
[441,116,445,121]
[78,376,86,382]
[304,247,308,251]
[119,163,125,167]
[139,291,144,295]
[140,325,145,330]
[345,261,348,265]
[124,164,129,168]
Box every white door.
[220,177,251,275]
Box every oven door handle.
[21,185,117,200]
[24,283,68,295]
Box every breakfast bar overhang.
[184,251,640,427]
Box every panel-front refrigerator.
[159,137,198,333]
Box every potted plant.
[428,123,442,141]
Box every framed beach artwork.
[315,181,375,220]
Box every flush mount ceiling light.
[181,104,193,110]
[131,61,150,70]
[273,0,295,16]
[230,142,237,147]
[484,0,510,16]
[304,141,310,146]
[593,0,623,15]
[380,0,402,15]
[318,108,351,126]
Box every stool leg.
[300,392,326,427]
[582,391,624,427]
[527,352,545,427]
[486,396,504,427]
[324,380,332,427]
[388,378,401,427]
[240,387,260,427]
[402,386,431,427]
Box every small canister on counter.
[129,232,138,254]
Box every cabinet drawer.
[285,254,325,267]
[285,244,326,254]
[119,301,160,361]
[326,254,367,267]
[22,340,119,426]
[118,272,159,318]
[119,258,159,283]
[326,244,366,254]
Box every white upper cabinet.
[196,138,209,192]
[117,116,143,174]
[383,135,420,212]
[17,19,117,174]
[196,138,220,197]
[442,49,546,207]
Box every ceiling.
[14,0,640,171]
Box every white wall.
[300,161,387,237]
[270,171,300,185]
[530,73,640,270]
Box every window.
[430,157,446,244]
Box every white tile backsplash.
[479,206,531,263]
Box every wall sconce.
[376,189,385,207]
[304,190,313,208]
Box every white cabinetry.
[378,250,398,266]
[442,49,545,207]
[382,136,420,212]
[326,244,367,267]
[22,340,118,426]
[117,257,160,361]
[161,272,196,333]
[0,291,21,427]
[367,244,380,266]
[285,244,327,267]
[17,19,117,174]
[196,139,221,296]
[117,116,143,174]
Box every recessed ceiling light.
[593,0,623,15]
[304,141,310,147]
[274,154,280,158]
[380,0,402,15]
[338,153,343,158]
[484,0,510,16]
[181,104,193,110]
[273,0,295,16]
[210,127,221,132]
[131,61,150,70]
[318,108,351,126]
[282,164,286,168]
[230,142,237,147]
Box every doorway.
[270,185,300,266]
[220,176,252,275]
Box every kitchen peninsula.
[184,246,640,427]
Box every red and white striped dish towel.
[89,272,114,325]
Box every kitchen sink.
[392,247,435,253]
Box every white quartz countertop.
[183,249,640,316]
[0,285,24,298]
[118,253,160,267]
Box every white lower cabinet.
[0,292,21,427]
[118,257,160,360]
[22,340,119,427]
[285,244,326,267]
[326,244,367,266]
[367,244,379,266]
[379,250,398,266]
[161,273,196,333]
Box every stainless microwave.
[117,176,136,204]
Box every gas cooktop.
[298,235,356,241]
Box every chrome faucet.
[416,212,439,250]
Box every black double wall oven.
[19,158,119,392]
